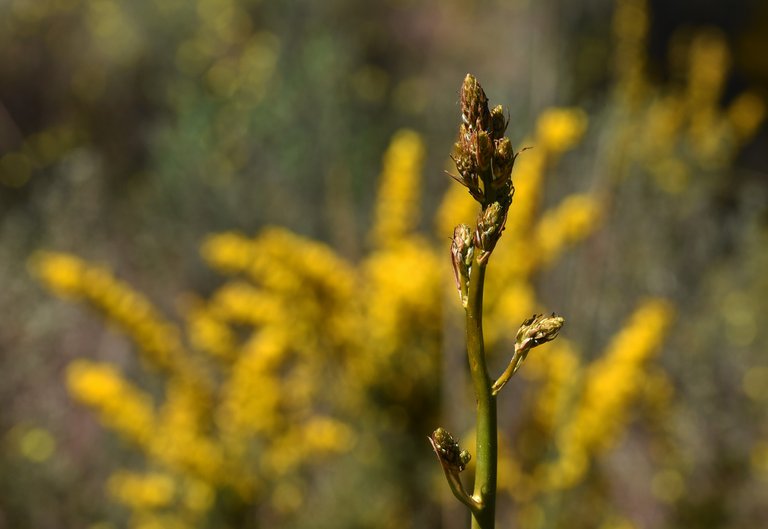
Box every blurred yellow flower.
[536,108,588,155]
[108,471,176,509]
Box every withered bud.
[458,124,472,150]
[490,105,508,139]
[453,147,476,178]
[492,137,516,187]
[460,74,490,131]
[474,130,493,171]
[451,224,474,304]
[474,201,508,260]
[449,151,483,202]
[430,427,471,472]
[516,313,565,348]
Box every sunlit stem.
[465,262,497,529]
[430,435,483,514]
[491,343,530,396]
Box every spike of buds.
[452,74,519,214]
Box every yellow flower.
[535,108,588,155]
[370,129,426,247]
[107,471,176,509]
[67,360,156,445]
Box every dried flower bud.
[474,130,493,171]
[474,201,508,262]
[450,152,483,202]
[492,137,516,188]
[460,74,490,131]
[430,427,470,472]
[490,104,508,139]
[516,313,565,348]
[458,124,472,152]
[453,148,475,178]
[451,224,474,305]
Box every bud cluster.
[430,427,471,472]
[452,74,517,209]
[449,74,519,273]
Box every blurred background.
[2,0,768,528]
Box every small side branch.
[492,343,529,395]
[429,429,483,514]
[492,313,565,396]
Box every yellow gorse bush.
[33,94,685,528]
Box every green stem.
[466,263,497,529]
[441,464,483,514]
[491,343,529,396]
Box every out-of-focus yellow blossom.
[108,471,176,510]
[503,144,547,237]
[539,299,674,490]
[67,360,156,445]
[184,301,236,360]
[535,108,589,156]
[263,417,356,477]
[183,478,214,512]
[435,178,477,237]
[206,280,284,327]
[30,252,85,297]
[200,231,255,273]
[533,194,602,265]
[523,339,582,434]
[217,329,288,439]
[31,252,205,389]
[371,129,426,247]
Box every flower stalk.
[434,74,565,529]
